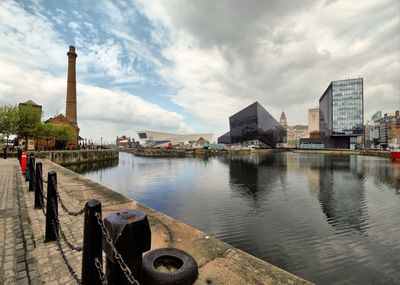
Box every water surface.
[68,152,400,284]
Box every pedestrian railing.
[26,155,145,285]
[23,154,198,285]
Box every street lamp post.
[100,137,103,149]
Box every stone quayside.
[0,158,311,284]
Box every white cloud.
[0,0,192,141]
[0,1,66,72]
[68,21,79,29]
[1,0,399,142]
[0,59,192,140]
[137,0,400,135]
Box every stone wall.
[5,149,119,165]
[121,148,229,157]
[294,149,390,158]
[48,149,119,165]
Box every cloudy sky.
[0,0,399,142]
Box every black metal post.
[17,148,22,164]
[3,147,6,159]
[104,210,151,285]
[28,156,36,192]
[45,171,58,242]
[82,200,103,285]
[34,162,44,209]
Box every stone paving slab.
[0,159,41,285]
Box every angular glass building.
[217,102,286,147]
[319,78,363,149]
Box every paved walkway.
[0,159,40,285]
[0,158,82,285]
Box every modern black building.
[217,102,286,147]
[319,78,363,149]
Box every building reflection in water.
[316,155,367,233]
[77,151,400,284]
[355,156,400,194]
[221,153,288,205]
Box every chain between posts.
[51,176,85,216]
[39,196,46,216]
[36,168,47,199]
[94,257,108,285]
[51,199,82,252]
[50,199,82,284]
[39,181,47,200]
[94,212,140,285]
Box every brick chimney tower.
[66,45,78,126]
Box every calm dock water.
[68,151,400,284]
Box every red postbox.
[21,151,27,174]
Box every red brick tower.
[66,46,78,126]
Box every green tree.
[16,105,42,150]
[54,125,74,149]
[37,123,56,150]
[0,105,18,149]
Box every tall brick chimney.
[66,45,77,126]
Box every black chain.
[94,257,108,285]
[51,199,82,252]
[37,171,47,200]
[39,195,46,216]
[94,212,140,285]
[51,176,85,216]
[50,199,82,284]
[39,181,47,200]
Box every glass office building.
[218,102,286,147]
[319,78,363,149]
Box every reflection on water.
[66,159,119,174]
[317,156,367,233]
[72,152,400,284]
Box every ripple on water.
[77,152,400,284]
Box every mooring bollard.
[25,154,31,182]
[104,210,151,285]
[17,148,22,164]
[3,147,6,159]
[45,171,58,242]
[81,200,103,285]
[34,162,44,209]
[28,156,36,192]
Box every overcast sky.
[0,0,399,142]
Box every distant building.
[377,111,400,149]
[279,111,288,129]
[218,131,231,144]
[286,125,309,147]
[217,102,286,148]
[364,111,382,148]
[47,46,80,149]
[19,100,42,112]
[308,108,319,134]
[17,46,80,150]
[371,111,382,122]
[17,100,42,150]
[319,78,363,149]
[137,131,213,148]
[116,135,132,148]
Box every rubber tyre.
[142,248,199,285]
